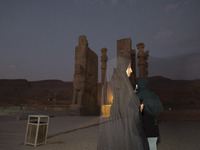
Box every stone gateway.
[71,35,99,115]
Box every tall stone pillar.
[137,43,149,78]
[99,48,108,106]
[117,38,138,88]
[71,35,99,115]
[101,48,108,86]
[117,38,132,60]
[72,35,87,105]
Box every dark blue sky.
[0,0,199,81]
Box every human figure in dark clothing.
[98,58,150,150]
[136,78,163,150]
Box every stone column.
[137,43,149,78]
[117,38,138,88]
[101,48,108,86]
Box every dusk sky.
[0,0,199,81]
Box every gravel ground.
[157,120,200,150]
[42,120,200,150]
[0,115,200,150]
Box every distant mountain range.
[0,79,73,106]
[0,76,200,110]
[148,52,200,80]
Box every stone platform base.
[69,104,81,116]
[69,104,100,116]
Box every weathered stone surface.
[72,35,99,115]
[72,37,150,115]
[117,38,132,59]
[137,42,149,78]
[99,48,108,106]
[72,35,87,105]
[101,48,108,86]
[117,38,137,88]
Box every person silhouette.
[97,57,149,150]
[136,78,163,150]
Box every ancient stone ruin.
[117,38,132,59]
[116,39,150,80]
[137,42,149,78]
[101,48,108,86]
[71,36,150,115]
[71,35,99,115]
[117,38,137,88]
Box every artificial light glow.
[101,105,111,117]
[107,84,113,104]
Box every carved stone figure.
[72,35,87,105]
[73,64,85,104]
[71,35,98,115]
[137,43,149,78]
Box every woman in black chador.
[97,57,149,150]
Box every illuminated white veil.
[97,57,149,150]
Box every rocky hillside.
[0,79,73,106]
[0,77,200,109]
[148,76,200,109]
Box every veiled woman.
[97,57,149,150]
